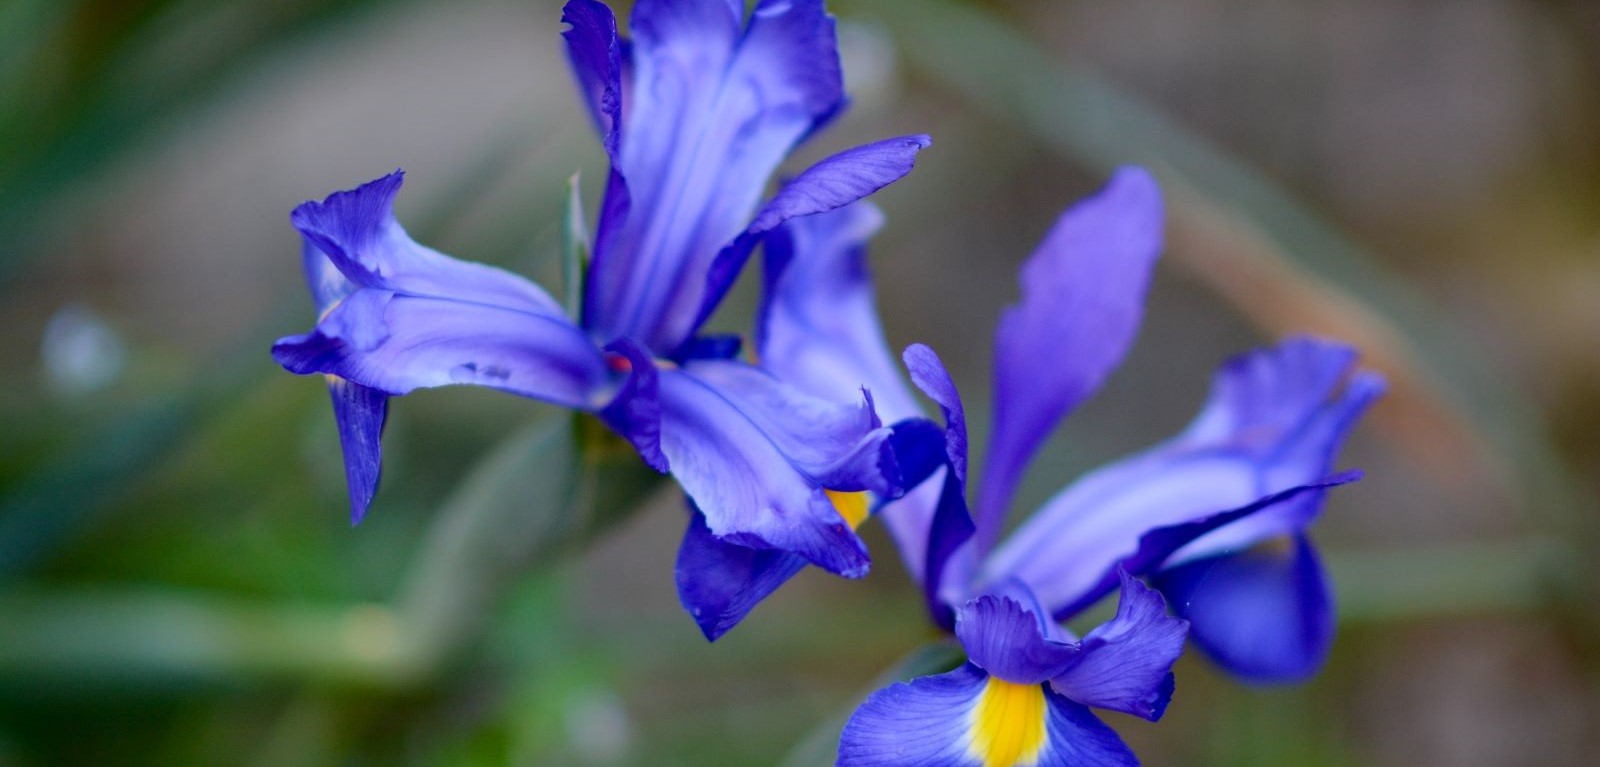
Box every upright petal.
[675,507,808,641]
[983,337,1382,616]
[584,0,847,352]
[692,135,932,343]
[656,362,891,576]
[955,595,1080,685]
[904,343,977,606]
[1050,572,1187,721]
[758,200,917,413]
[561,0,624,159]
[837,664,1138,767]
[976,168,1164,552]
[1153,534,1334,684]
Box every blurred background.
[1,0,1597,764]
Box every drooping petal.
[675,506,808,641]
[1153,534,1334,684]
[955,595,1079,685]
[692,135,932,343]
[837,664,1138,767]
[1050,571,1186,721]
[326,376,388,525]
[838,664,991,767]
[976,167,1164,552]
[655,362,888,577]
[272,287,607,409]
[1015,472,1360,622]
[289,172,565,315]
[1169,340,1387,562]
[983,337,1382,616]
[584,0,847,353]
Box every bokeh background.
[2,0,1597,764]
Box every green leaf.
[562,172,591,319]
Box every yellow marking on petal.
[968,676,1047,767]
[826,489,870,531]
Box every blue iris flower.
[272,0,931,583]
[689,167,1384,694]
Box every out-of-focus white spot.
[565,688,634,764]
[838,21,897,106]
[41,304,126,396]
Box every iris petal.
[326,376,387,525]
[1050,571,1187,721]
[692,135,932,346]
[584,0,848,352]
[837,664,1139,767]
[1153,534,1334,684]
[983,337,1381,617]
[675,507,809,641]
[955,595,1080,685]
[272,288,606,408]
[656,363,886,577]
[289,171,565,315]
[978,168,1164,552]
[837,663,990,767]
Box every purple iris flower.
[689,167,1385,687]
[272,0,931,582]
[838,574,1187,767]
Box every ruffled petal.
[983,337,1381,616]
[656,363,884,576]
[326,376,387,525]
[838,664,1138,767]
[1050,571,1187,721]
[977,168,1164,551]
[584,0,848,353]
[1153,534,1334,684]
[272,287,607,409]
[955,595,1080,685]
[675,506,808,641]
[289,172,564,315]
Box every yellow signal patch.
[825,489,870,530]
[968,676,1047,767]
